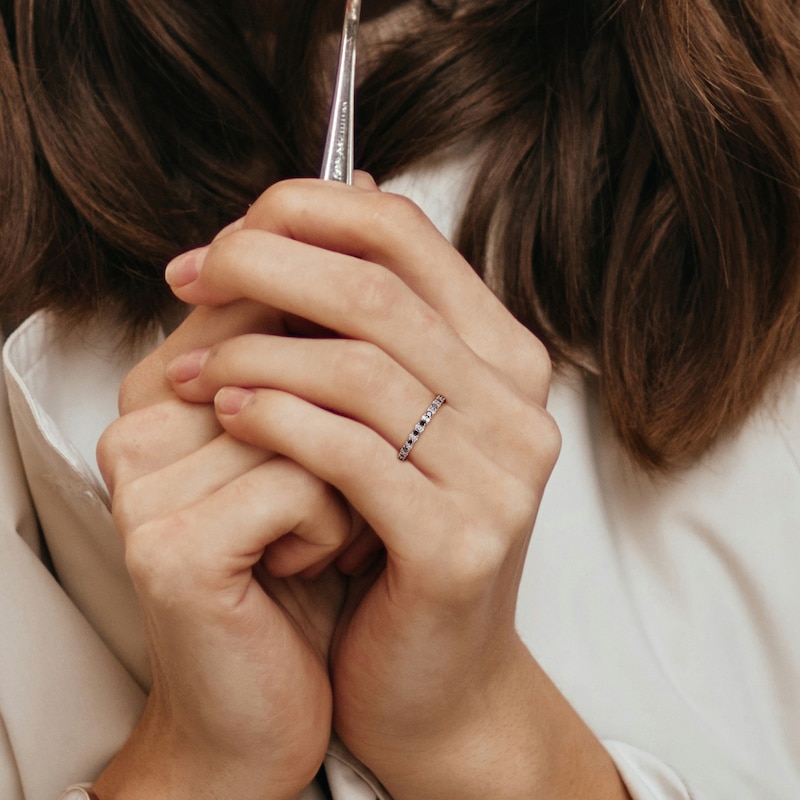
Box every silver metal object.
[320,0,362,184]
[398,395,447,461]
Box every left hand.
[165,175,629,800]
[94,297,354,800]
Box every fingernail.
[215,387,253,415]
[165,246,208,288]
[165,349,210,383]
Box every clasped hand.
[95,173,563,800]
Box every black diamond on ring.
[398,395,446,461]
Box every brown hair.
[2,0,800,468]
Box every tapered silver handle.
[320,0,362,184]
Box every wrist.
[344,637,531,798]
[346,639,629,800]
[91,697,313,800]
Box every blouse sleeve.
[604,741,704,800]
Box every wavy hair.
[2,0,800,468]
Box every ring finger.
[166,335,471,476]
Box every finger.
[111,429,269,532]
[97,398,224,494]
[168,323,550,485]
[245,179,550,400]
[166,228,498,405]
[119,299,288,414]
[351,170,379,190]
[127,456,353,589]
[213,388,559,570]
[251,460,355,579]
[166,335,474,476]
[117,211,269,415]
[213,387,463,561]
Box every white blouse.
[1,151,798,799]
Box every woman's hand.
[91,298,353,800]
[165,176,630,799]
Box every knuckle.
[95,414,147,492]
[202,335,259,387]
[486,394,561,489]
[268,456,327,513]
[515,336,552,400]
[205,231,235,277]
[334,340,390,396]
[95,419,123,491]
[222,471,262,510]
[458,531,506,579]
[517,406,562,480]
[346,267,401,321]
[496,476,540,535]
[201,340,233,384]
[438,491,540,604]
[99,402,193,492]
[535,409,562,467]
[110,479,147,540]
[123,516,181,596]
[250,179,302,221]
[528,336,553,381]
[204,228,261,291]
[370,191,429,234]
[116,370,139,415]
[117,356,165,414]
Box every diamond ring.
[398,395,446,461]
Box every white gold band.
[398,395,446,461]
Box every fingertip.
[352,170,380,191]
[165,348,210,384]
[215,387,254,416]
[165,246,208,289]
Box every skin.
[94,248,355,799]
[93,174,631,799]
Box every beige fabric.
[0,334,145,800]
[4,314,150,688]
[0,315,388,800]
[517,368,800,799]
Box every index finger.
[167,228,488,407]
[180,178,551,401]
[246,179,527,357]
[118,300,283,414]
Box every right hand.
[92,296,353,800]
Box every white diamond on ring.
[398,395,446,461]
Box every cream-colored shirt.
[1,154,798,798]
